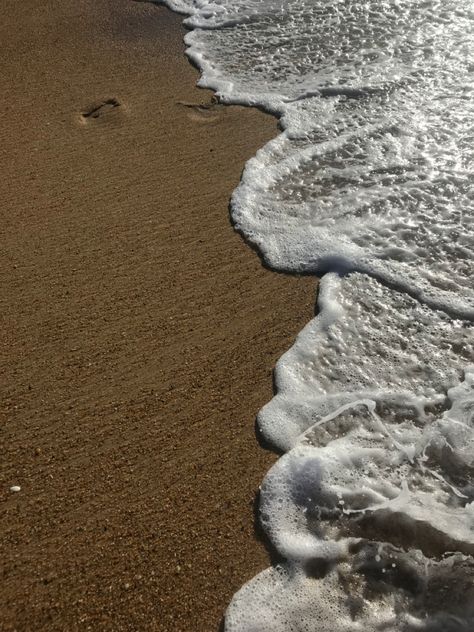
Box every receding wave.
[156,0,474,628]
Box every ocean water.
[159,1,474,629]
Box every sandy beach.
[0,1,316,630]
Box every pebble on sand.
[10,485,21,493]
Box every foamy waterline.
[155,1,474,629]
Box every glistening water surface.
[157,1,474,629]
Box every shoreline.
[0,1,316,630]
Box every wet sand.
[0,1,316,630]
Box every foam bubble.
[226,553,474,632]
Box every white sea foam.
[259,273,472,452]
[156,0,473,628]
[225,367,474,631]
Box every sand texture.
[0,1,316,630]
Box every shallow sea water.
[158,1,474,629]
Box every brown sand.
[0,2,316,630]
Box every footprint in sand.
[177,97,224,122]
[81,98,121,122]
